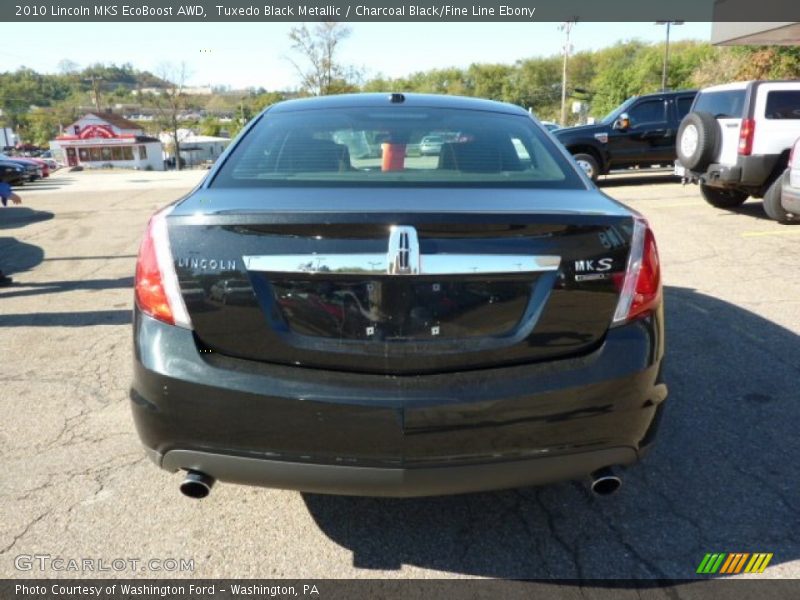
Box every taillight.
[612,217,661,325]
[738,118,755,156]
[134,207,192,328]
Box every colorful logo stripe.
[744,553,773,573]
[696,553,773,574]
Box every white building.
[1,127,18,150]
[50,113,164,170]
[160,130,231,167]
[182,86,214,96]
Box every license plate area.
[267,277,532,340]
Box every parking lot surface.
[1,169,798,579]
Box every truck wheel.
[762,174,798,224]
[700,185,749,208]
[574,153,599,181]
[677,112,719,171]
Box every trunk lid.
[168,188,634,375]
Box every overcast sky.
[1,22,712,90]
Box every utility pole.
[85,74,104,112]
[559,20,576,127]
[657,21,684,91]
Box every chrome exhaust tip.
[180,470,215,499]
[589,467,622,496]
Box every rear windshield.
[765,91,800,120]
[693,90,746,119]
[211,106,583,189]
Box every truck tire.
[677,112,719,171]
[700,184,749,208]
[762,174,798,224]
[573,153,600,181]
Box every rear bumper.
[687,154,780,192]
[157,447,638,497]
[131,307,666,496]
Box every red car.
[24,157,50,177]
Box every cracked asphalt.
[0,169,798,580]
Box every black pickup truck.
[554,89,697,181]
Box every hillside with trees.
[1,39,798,147]
[362,42,800,122]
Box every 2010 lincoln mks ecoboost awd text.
[131,93,666,499]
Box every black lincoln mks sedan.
[131,93,666,499]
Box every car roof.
[700,82,752,93]
[267,93,530,116]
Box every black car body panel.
[132,304,665,496]
[131,93,667,496]
[555,90,697,174]
[168,189,635,375]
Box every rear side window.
[211,106,584,189]
[676,96,694,119]
[764,91,800,120]
[693,90,746,119]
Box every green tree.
[734,46,800,80]
[664,41,716,90]
[466,63,512,101]
[588,41,649,117]
[249,91,286,112]
[506,56,561,111]
[198,117,222,137]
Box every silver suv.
[675,80,800,221]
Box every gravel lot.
[1,168,798,580]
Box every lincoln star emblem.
[387,226,420,274]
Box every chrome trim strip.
[421,255,560,274]
[243,224,560,276]
[243,253,560,275]
[243,254,388,274]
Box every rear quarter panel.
[717,118,742,166]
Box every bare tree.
[287,22,360,96]
[150,62,190,170]
[57,59,79,75]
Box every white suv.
[675,80,800,221]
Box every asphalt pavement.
[1,169,797,580]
